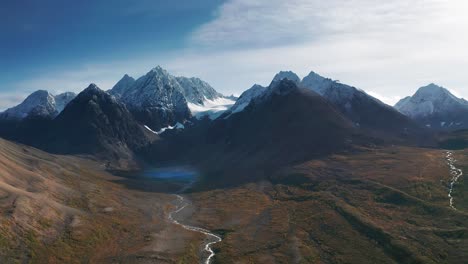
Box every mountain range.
[226,70,423,142]
[0,67,235,166]
[1,66,467,167]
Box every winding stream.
[446,151,464,210]
[168,194,222,264]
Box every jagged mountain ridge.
[224,70,422,140]
[298,71,420,135]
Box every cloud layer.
[186,0,468,104]
[4,0,468,109]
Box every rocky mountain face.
[110,67,191,130]
[395,84,468,130]
[109,74,135,99]
[110,66,233,128]
[175,76,223,104]
[0,90,76,120]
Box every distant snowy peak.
[411,83,462,105]
[271,71,301,85]
[228,84,266,114]
[256,79,300,102]
[224,80,301,119]
[394,83,468,130]
[395,83,468,118]
[0,90,76,120]
[301,71,334,96]
[394,96,411,109]
[110,74,135,98]
[8,90,56,119]
[55,92,77,113]
[300,71,388,109]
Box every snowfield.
[188,97,235,120]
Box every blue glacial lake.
[142,167,198,181]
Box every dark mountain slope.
[45,84,156,159]
[147,80,362,187]
[300,71,424,139]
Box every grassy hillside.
[0,138,200,263]
[188,146,468,263]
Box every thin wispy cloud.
[192,0,449,48]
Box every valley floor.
[2,140,468,263]
[186,146,468,263]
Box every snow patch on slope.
[188,97,235,120]
[144,125,158,134]
[155,122,185,134]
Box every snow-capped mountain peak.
[394,83,468,130]
[123,68,185,108]
[271,71,301,85]
[0,90,76,120]
[395,83,468,119]
[411,83,459,103]
[300,71,334,96]
[109,66,234,125]
[150,65,167,74]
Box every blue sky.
[1,0,468,110]
[0,0,222,108]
